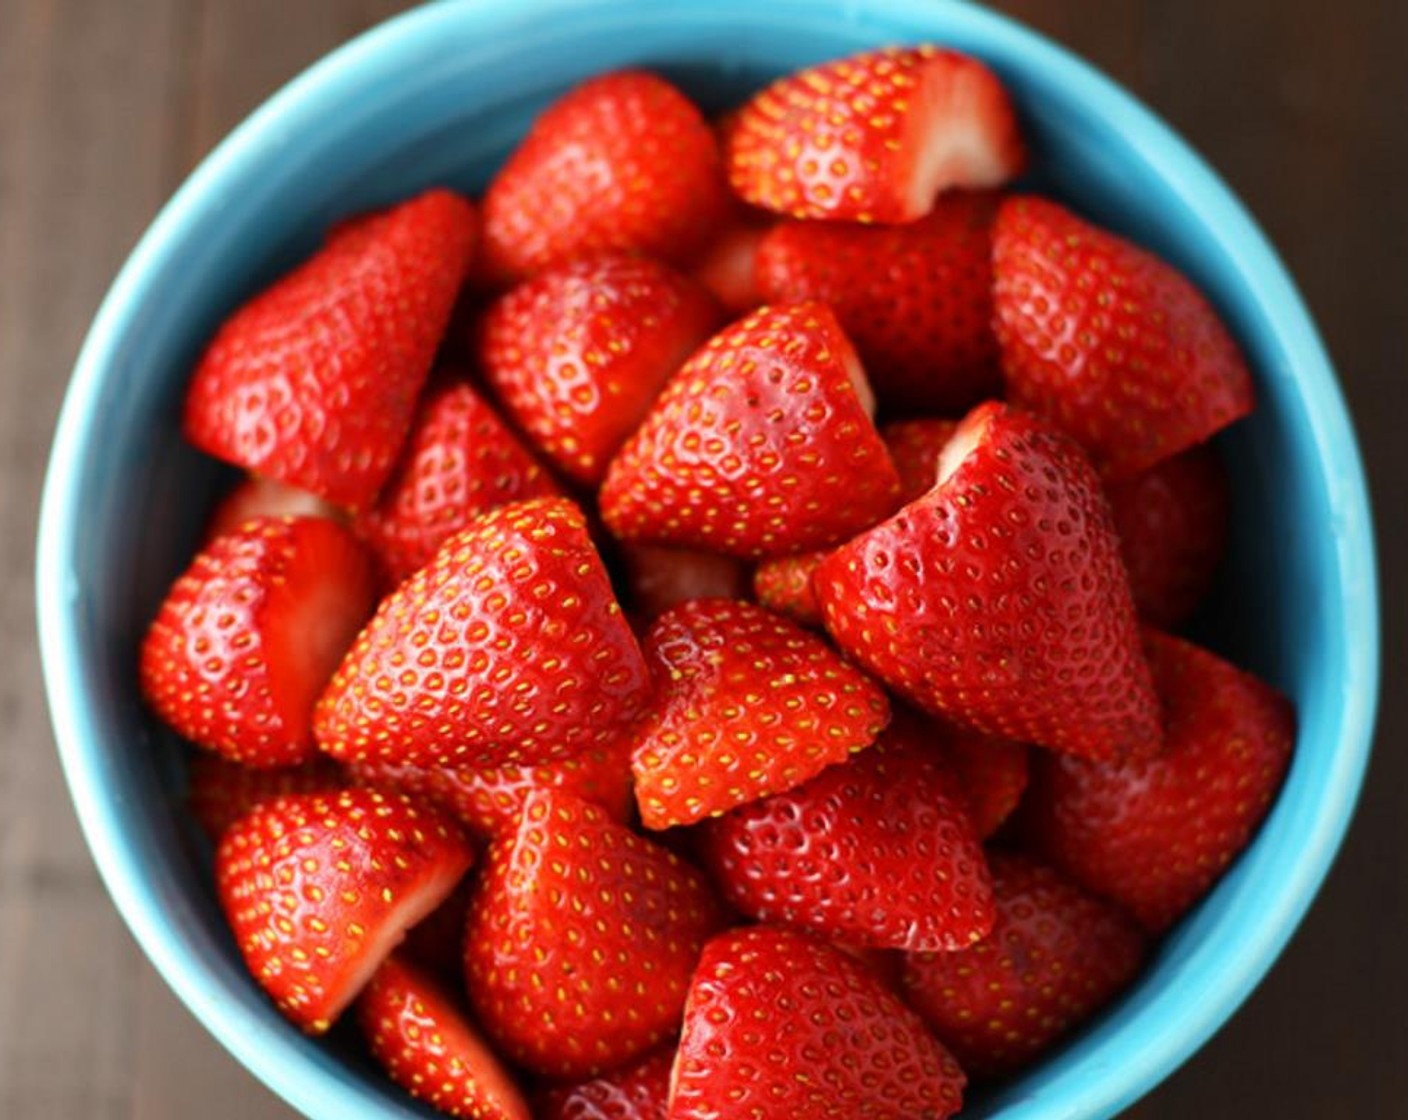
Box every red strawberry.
[931,722,1030,840]
[537,1047,673,1120]
[464,790,724,1078]
[348,740,634,840]
[631,599,890,830]
[400,880,473,983]
[216,788,473,1033]
[600,302,902,559]
[881,417,960,504]
[670,926,966,1120]
[755,194,1001,412]
[481,72,727,285]
[184,190,477,509]
[354,377,560,586]
[204,475,344,543]
[816,402,1161,762]
[357,954,530,1120]
[620,543,748,621]
[727,46,1024,224]
[185,754,344,841]
[701,720,996,951]
[993,196,1255,479]
[315,498,651,769]
[1020,629,1296,931]
[478,255,720,485]
[902,852,1146,1078]
[688,202,772,315]
[751,550,827,627]
[1106,444,1231,626]
[140,517,377,767]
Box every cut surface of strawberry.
[620,543,749,621]
[881,417,961,505]
[204,475,344,543]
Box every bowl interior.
[38,1,1377,1119]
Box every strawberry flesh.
[536,1046,673,1120]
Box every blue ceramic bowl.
[36,1,1378,1117]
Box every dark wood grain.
[0,1,1401,1116]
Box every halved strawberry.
[600,302,902,559]
[464,790,724,1078]
[727,46,1024,223]
[751,550,827,628]
[701,720,996,951]
[816,402,1161,762]
[315,498,651,769]
[184,189,477,509]
[185,754,344,842]
[140,517,377,768]
[216,788,473,1033]
[631,599,890,830]
[357,954,530,1120]
[670,926,966,1120]
[902,852,1146,1078]
[481,72,728,285]
[1106,443,1231,626]
[755,193,1001,412]
[881,417,960,504]
[400,880,473,983]
[993,196,1255,479]
[354,376,560,586]
[688,201,772,316]
[536,1046,673,1120]
[204,475,344,543]
[620,543,748,621]
[1020,629,1296,932]
[478,255,720,485]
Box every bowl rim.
[35,0,1380,1118]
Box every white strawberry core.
[936,411,988,487]
[841,346,877,420]
[904,57,1017,216]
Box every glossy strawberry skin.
[993,196,1255,480]
[756,194,1001,412]
[932,723,1030,840]
[727,46,1024,224]
[185,754,344,842]
[536,1047,673,1120]
[881,417,959,505]
[669,926,966,1120]
[600,302,902,559]
[464,791,724,1079]
[184,189,477,510]
[140,517,377,768]
[354,377,560,587]
[1020,629,1297,932]
[315,498,651,769]
[902,853,1146,1078]
[701,722,996,952]
[357,954,530,1120]
[216,788,473,1033]
[752,550,827,628]
[1106,443,1231,627]
[481,72,727,285]
[631,599,891,830]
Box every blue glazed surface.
[36,1,1378,1118]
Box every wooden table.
[1,1,1402,1116]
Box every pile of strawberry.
[140,44,1296,1120]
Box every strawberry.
[1105,443,1231,627]
[400,880,473,982]
[315,498,651,769]
[901,852,1146,1078]
[755,193,1001,412]
[536,1047,673,1120]
[204,475,343,543]
[481,72,727,285]
[620,543,748,621]
[140,517,377,768]
[1020,629,1296,932]
[993,196,1255,479]
[815,402,1161,762]
[881,417,960,504]
[215,788,473,1033]
[183,189,477,509]
[599,302,902,559]
[670,926,966,1120]
[347,740,634,840]
[931,722,1030,840]
[726,46,1024,224]
[357,954,530,1120]
[688,201,772,315]
[700,719,996,951]
[185,754,344,842]
[464,790,724,1078]
[751,550,827,628]
[354,376,560,586]
[478,255,720,485]
[631,599,890,830]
